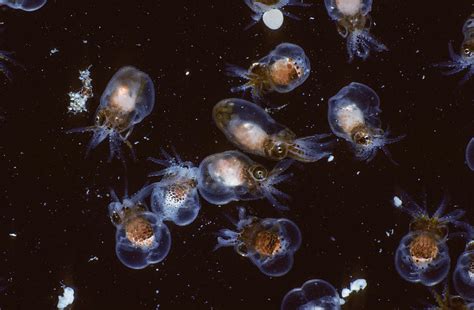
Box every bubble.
[263,9,284,30]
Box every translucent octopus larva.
[215,207,301,277]
[435,13,474,84]
[324,0,387,61]
[68,66,155,161]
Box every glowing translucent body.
[0,0,47,11]
[335,0,362,16]
[395,231,450,286]
[450,222,474,302]
[214,98,333,162]
[68,66,155,161]
[426,287,474,310]
[215,207,301,277]
[324,0,387,61]
[466,138,474,171]
[111,85,138,113]
[226,43,310,102]
[453,250,474,301]
[197,151,292,210]
[393,191,465,286]
[149,151,201,226]
[244,0,309,29]
[328,82,403,162]
[108,185,171,269]
[435,14,474,84]
[281,279,341,310]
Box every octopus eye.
[111,211,121,225]
[251,165,268,181]
[95,112,106,126]
[354,131,372,146]
[236,243,249,257]
[271,142,288,159]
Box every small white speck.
[393,196,402,208]
[327,155,334,162]
[185,70,190,76]
[50,48,59,55]
[9,233,17,238]
[88,256,99,262]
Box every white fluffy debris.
[68,66,93,114]
[393,196,402,208]
[50,48,59,55]
[340,279,367,299]
[57,286,74,309]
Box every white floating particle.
[328,155,334,162]
[340,279,367,300]
[57,286,74,310]
[185,70,190,76]
[9,233,17,238]
[262,9,284,30]
[393,196,402,207]
[50,48,59,55]
[88,256,99,262]
[341,288,351,298]
[350,279,367,292]
[385,229,394,237]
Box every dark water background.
[1,0,474,309]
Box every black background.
[1,0,473,309]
